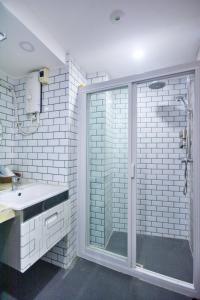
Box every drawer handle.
[45,213,58,226]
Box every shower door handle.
[131,163,135,179]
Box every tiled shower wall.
[137,76,190,239]
[112,88,128,232]
[105,92,113,245]
[89,91,106,247]
[89,90,113,248]
[0,73,14,167]
[88,72,113,248]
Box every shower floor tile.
[106,232,193,283]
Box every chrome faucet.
[11,175,20,191]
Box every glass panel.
[87,87,128,257]
[136,74,194,282]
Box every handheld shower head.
[175,95,188,109]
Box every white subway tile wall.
[13,68,69,184]
[87,72,110,84]
[88,91,106,247]
[87,72,112,248]
[39,60,86,268]
[88,90,113,248]
[136,77,191,239]
[0,73,15,168]
[0,59,86,269]
[112,88,128,232]
[105,92,113,244]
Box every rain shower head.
[148,81,166,90]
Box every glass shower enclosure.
[78,62,200,299]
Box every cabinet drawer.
[43,203,65,252]
[21,214,43,272]
[43,201,71,252]
[20,200,71,272]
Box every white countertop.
[0,182,68,211]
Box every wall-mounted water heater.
[10,68,49,136]
[14,68,49,135]
[25,71,41,114]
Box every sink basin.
[0,183,68,210]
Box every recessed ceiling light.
[19,41,35,52]
[132,48,145,60]
[0,32,7,42]
[110,10,124,23]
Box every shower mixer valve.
[179,128,187,148]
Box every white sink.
[0,183,68,210]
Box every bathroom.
[0,1,200,299]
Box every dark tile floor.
[106,232,193,283]
[0,258,193,300]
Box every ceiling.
[0,3,65,77]
[1,0,200,78]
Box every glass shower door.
[87,86,129,257]
[136,74,194,283]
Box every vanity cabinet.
[0,190,70,272]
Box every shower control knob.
[179,141,185,149]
